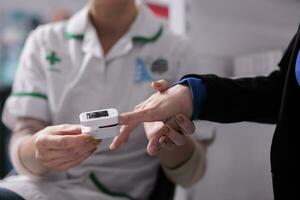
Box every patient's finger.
[109,124,137,150]
[175,114,195,135]
[118,110,150,125]
[159,136,176,151]
[159,125,186,146]
[147,133,162,156]
[164,117,181,132]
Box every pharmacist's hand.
[34,124,100,172]
[144,114,195,156]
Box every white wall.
[182,123,275,200]
[0,0,85,15]
[187,0,300,58]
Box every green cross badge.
[46,51,61,66]
[46,51,62,72]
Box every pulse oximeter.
[79,108,119,139]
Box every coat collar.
[64,4,164,58]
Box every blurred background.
[0,0,300,200]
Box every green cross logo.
[46,51,61,65]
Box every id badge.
[135,57,169,83]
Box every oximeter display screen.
[87,111,109,119]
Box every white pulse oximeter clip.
[79,108,119,139]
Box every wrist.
[160,135,195,169]
[177,77,207,120]
[19,134,49,175]
[177,135,196,166]
[178,85,193,118]
[162,137,206,187]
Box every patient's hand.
[34,124,99,172]
[144,114,195,156]
[110,80,193,150]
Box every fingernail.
[155,82,162,87]
[91,147,97,153]
[85,137,94,143]
[109,144,115,150]
[161,126,169,133]
[176,115,184,123]
[160,138,168,145]
[150,146,158,155]
[92,139,102,145]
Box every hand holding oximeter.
[79,108,119,139]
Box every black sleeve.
[182,33,297,124]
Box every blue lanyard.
[295,50,300,86]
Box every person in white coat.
[0,1,208,199]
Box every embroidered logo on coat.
[46,51,62,72]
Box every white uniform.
[0,5,202,200]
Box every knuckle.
[134,104,142,110]
[177,122,187,132]
[44,126,53,133]
[36,153,46,162]
[182,122,195,134]
[35,136,46,149]
[56,137,67,148]
[35,140,42,149]
[140,104,148,110]
[43,126,50,132]
[167,130,176,139]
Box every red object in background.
[146,3,169,18]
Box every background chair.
[0,86,11,179]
